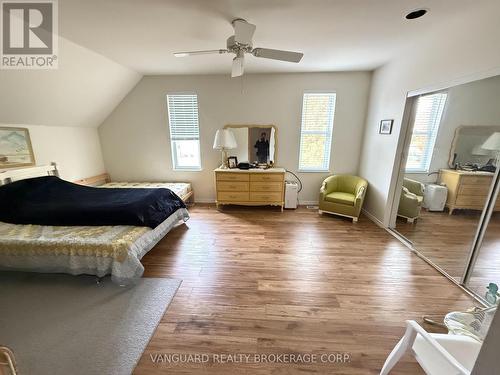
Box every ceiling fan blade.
[252,48,303,63]
[232,19,256,45]
[231,54,244,78]
[173,49,227,57]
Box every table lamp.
[481,132,500,167]
[213,129,237,168]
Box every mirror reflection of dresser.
[439,169,499,215]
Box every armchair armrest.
[321,175,338,195]
[380,320,471,375]
[354,182,367,208]
[401,188,420,205]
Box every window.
[298,92,336,172]
[167,93,201,170]
[405,92,448,172]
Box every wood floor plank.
[135,205,478,374]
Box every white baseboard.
[299,200,319,206]
[193,199,320,206]
[193,198,216,204]
[361,208,385,228]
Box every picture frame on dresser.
[227,156,238,169]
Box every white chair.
[380,320,482,375]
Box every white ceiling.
[59,0,487,75]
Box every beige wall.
[0,124,105,181]
[99,72,372,203]
[358,2,500,226]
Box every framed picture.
[0,127,36,169]
[227,156,238,169]
[379,119,394,135]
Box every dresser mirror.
[224,125,277,165]
[448,125,500,169]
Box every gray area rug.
[0,272,181,375]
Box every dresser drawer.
[250,182,283,192]
[216,173,249,182]
[250,173,283,182]
[460,175,493,185]
[459,184,491,196]
[455,195,488,207]
[217,181,250,191]
[217,192,249,201]
[250,192,283,202]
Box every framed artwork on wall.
[0,127,36,169]
[379,119,394,135]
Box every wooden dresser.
[438,169,499,215]
[214,167,285,211]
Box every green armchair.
[397,178,424,223]
[319,175,368,222]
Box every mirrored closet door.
[465,173,500,303]
[390,74,500,303]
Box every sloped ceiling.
[0,36,141,128]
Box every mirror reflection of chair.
[397,178,425,223]
[318,174,368,223]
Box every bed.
[74,173,194,203]
[0,164,189,284]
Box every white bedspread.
[0,208,189,284]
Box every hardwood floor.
[396,209,500,296]
[135,205,477,375]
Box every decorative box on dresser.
[214,167,286,211]
[438,169,500,215]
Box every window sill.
[405,171,430,174]
[298,170,331,173]
[173,168,203,172]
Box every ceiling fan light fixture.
[173,18,304,77]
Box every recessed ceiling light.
[405,8,428,20]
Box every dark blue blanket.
[0,176,186,228]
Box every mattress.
[0,208,189,284]
[100,182,192,199]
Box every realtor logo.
[1,0,58,69]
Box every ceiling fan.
[174,18,304,78]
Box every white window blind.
[298,92,336,172]
[167,93,201,170]
[406,92,447,173]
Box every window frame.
[166,92,202,171]
[405,91,448,173]
[297,91,336,173]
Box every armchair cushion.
[325,192,355,206]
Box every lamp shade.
[213,129,237,150]
[471,145,493,156]
[481,132,500,151]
